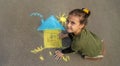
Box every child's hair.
[69,8,91,25]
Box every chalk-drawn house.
[37,15,65,48]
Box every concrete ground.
[0,0,120,66]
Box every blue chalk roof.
[37,15,65,31]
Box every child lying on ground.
[55,8,105,61]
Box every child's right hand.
[59,33,68,39]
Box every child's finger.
[55,55,60,60]
[55,50,60,53]
[58,33,62,38]
[57,57,62,63]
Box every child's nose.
[67,23,71,27]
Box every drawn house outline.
[37,15,65,48]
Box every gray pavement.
[0,0,120,66]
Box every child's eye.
[66,20,69,23]
[71,21,75,25]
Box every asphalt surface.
[0,0,120,66]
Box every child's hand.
[59,33,68,39]
[54,50,64,60]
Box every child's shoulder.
[81,28,101,40]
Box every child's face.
[66,15,84,35]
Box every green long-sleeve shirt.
[71,28,102,57]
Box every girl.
[55,8,105,60]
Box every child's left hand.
[54,50,64,61]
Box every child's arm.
[61,46,75,54]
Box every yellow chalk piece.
[30,46,45,54]
[62,56,68,62]
[37,47,41,50]
[39,56,44,61]
[38,46,44,52]
[40,46,44,50]
[66,56,70,60]
[30,50,37,54]
[34,49,40,52]
[62,56,70,62]
[49,51,52,56]
[44,30,62,48]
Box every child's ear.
[80,24,85,29]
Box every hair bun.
[82,8,91,18]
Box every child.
[55,8,105,60]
